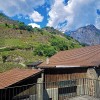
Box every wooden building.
[0,68,43,100]
[38,45,100,83]
[38,45,100,99]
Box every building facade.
[38,45,100,100]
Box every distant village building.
[27,61,42,69]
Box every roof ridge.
[38,45,100,68]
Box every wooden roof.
[38,45,100,68]
[0,68,42,89]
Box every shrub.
[26,25,33,31]
[34,44,56,57]
[50,37,68,51]
[18,22,26,30]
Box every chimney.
[46,57,49,64]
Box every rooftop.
[27,61,42,68]
[0,68,42,89]
[39,45,100,68]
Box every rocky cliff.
[70,25,100,46]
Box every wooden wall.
[44,68,88,83]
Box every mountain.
[0,13,82,72]
[70,25,100,46]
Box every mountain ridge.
[69,25,100,46]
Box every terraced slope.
[0,13,82,72]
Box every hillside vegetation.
[0,13,82,72]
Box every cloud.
[28,23,40,28]
[47,0,100,31]
[0,0,99,31]
[29,11,44,22]
[95,15,100,29]
[0,0,45,18]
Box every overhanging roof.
[0,68,42,89]
[38,45,100,68]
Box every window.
[58,80,76,87]
[58,80,77,96]
[58,86,77,95]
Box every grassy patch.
[0,62,26,73]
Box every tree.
[34,44,56,57]
[5,23,10,28]
[26,25,33,31]
[50,37,68,51]
[2,56,7,63]
[18,22,26,30]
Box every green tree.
[5,23,10,28]
[18,22,26,30]
[50,37,68,51]
[26,25,33,31]
[2,56,7,63]
[34,44,56,57]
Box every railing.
[0,83,37,100]
[44,78,100,100]
[0,78,100,100]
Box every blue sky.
[0,0,100,32]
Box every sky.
[0,0,100,32]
